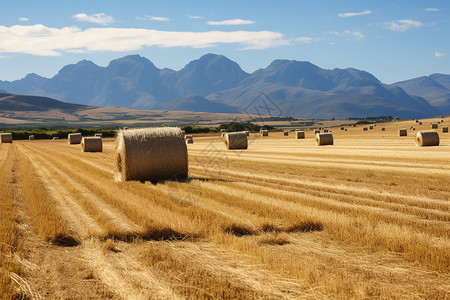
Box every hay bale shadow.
[49,235,80,247]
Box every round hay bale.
[314,129,320,134]
[114,127,188,182]
[381,128,385,131]
[220,129,227,134]
[123,127,128,130]
[324,129,329,133]
[221,132,227,139]
[261,130,268,137]
[28,135,35,140]
[442,126,448,133]
[224,132,248,150]
[185,135,193,144]
[81,137,102,152]
[340,127,344,130]
[94,133,103,138]
[363,127,368,131]
[0,133,13,143]
[315,133,333,146]
[398,128,407,136]
[415,120,419,123]
[416,131,439,147]
[419,122,422,125]
[345,128,347,131]
[431,123,438,129]
[68,133,82,144]
[53,137,59,140]
[295,131,305,139]
[369,126,374,130]
[283,131,289,136]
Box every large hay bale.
[314,129,320,134]
[261,130,268,137]
[0,133,12,143]
[283,131,289,136]
[416,131,439,147]
[431,123,438,129]
[114,127,188,182]
[295,131,305,139]
[81,137,102,152]
[185,135,193,144]
[315,133,333,146]
[28,135,35,140]
[224,132,248,150]
[68,133,82,144]
[95,133,103,138]
[398,128,407,136]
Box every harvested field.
[0,118,449,299]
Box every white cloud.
[330,30,364,40]
[207,19,254,25]
[435,51,445,57]
[0,24,289,56]
[19,17,29,22]
[72,13,115,25]
[189,16,204,19]
[383,19,423,32]
[151,16,170,21]
[294,37,321,44]
[338,10,372,18]
[425,8,440,12]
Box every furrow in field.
[18,145,104,238]
[21,144,142,236]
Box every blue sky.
[0,0,448,83]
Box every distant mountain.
[159,95,239,113]
[0,92,91,112]
[0,54,443,118]
[393,74,450,113]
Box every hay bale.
[315,133,333,146]
[220,129,227,135]
[53,137,59,140]
[261,130,268,137]
[185,135,193,144]
[295,131,305,139]
[398,128,407,136]
[415,120,419,123]
[68,133,82,144]
[224,132,248,150]
[283,131,289,136]
[81,137,102,152]
[0,133,12,143]
[324,129,329,133]
[431,123,438,129]
[419,122,422,125]
[363,127,368,131]
[345,129,347,131]
[381,128,385,131]
[340,127,344,130]
[416,131,439,147]
[114,127,188,182]
[95,133,103,138]
[369,126,374,130]
[443,126,448,133]
[28,135,35,140]
[123,127,128,130]
[314,129,320,134]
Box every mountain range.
[1,54,448,119]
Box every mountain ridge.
[0,54,446,118]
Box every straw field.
[0,117,449,299]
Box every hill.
[0,54,444,119]
[393,74,450,114]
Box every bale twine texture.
[416,131,439,147]
[315,133,333,146]
[81,137,102,152]
[398,129,407,137]
[295,131,305,139]
[225,132,248,150]
[0,133,12,143]
[68,133,82,144]
[114,127,188,182]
